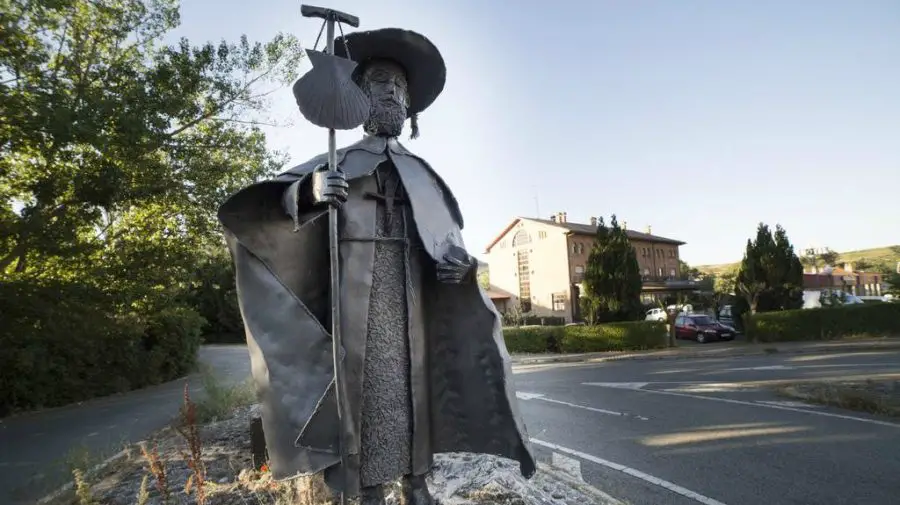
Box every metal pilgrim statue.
[218,5,535,504]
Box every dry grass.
[176,384,207,505]
[776,379,900,417]
[193,366,256,424]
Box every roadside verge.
[511,338,900,366]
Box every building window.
[657,267,663,277]
[669,268,676,277]
[538,231,547,239]
[517,249,531,312]
[643,268,650,276]
[578,243,585,254]
[552,293,566,312]
[512,230,532,247]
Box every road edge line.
[584,382,900,429]
[532,438,728,505]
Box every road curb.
[512,341,900,366]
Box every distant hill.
[697,245,900,276]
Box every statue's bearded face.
[359,59,409,138]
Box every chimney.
[590,216,597,227]
[646,225,652,235]
[549,214,556,223]
[622,220,627,230]
[561,212,567,223]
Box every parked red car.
[674,314,735,343]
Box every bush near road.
[0,280,205,416]
[750,302,900,343]
[503,321,667,354]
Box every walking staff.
[295,5,368,504]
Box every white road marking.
[583,382,650,390]
[755,400,817,408]
[532,438,728,505]
[516,391,649,420]
[720,363,885,372]
[551,452,584,481]
[721,365,793,371]
[584,382,900,429]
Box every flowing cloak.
[217,134,536,495]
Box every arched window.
[512,230,532,247]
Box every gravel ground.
[777,379,900,417]
[42,404,619,505]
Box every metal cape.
[217,135,536,491]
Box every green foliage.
[701,245,900,277]
[582,215,643,323]
[0,279,204,415]
[477,269,490,290]
[185,246,245,343]
[751,303,900,342]
[886,272,900,296]
[0,0,301,411]
[193,366,256,423]
[735,223,804,314]
[502,321,667,354]
[502,326,565,353]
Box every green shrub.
[502,321,667,354]
[751,303,900,342]
[0,280,206,415]
[560,321,668,353]
[502,326,564,353]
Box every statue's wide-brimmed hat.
[333,28,446,117]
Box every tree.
[678,260,701,280]
[0,0,304,409]
[582,215,643,323]
[0,0,302,287]
[714,267,738,296]
[735,223,804,317]
[818,248,840,268]
[885,272,900,296]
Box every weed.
[194,365,256,423]
[140,441,171,505]
[136,475,150,505]
[73,469,96,505]
[176,383,207,505]
[776,380,900,417]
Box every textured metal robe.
[217,134,536,496]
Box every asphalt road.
[0,346,252,505]
[515,349,900,505]
[2,346,899,504]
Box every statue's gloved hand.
[437,244,476,284]
[310,167,349,208]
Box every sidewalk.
[510,337,900,366]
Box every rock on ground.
[46,404,618,505]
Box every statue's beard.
[364,101,406,138]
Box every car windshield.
[690,315,714,325]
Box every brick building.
[802,264,886,297]
[484,213,689,322]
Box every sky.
[171,0,899,266]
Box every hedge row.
[751,302,900,342]
[0,280,205,416]
[503,321,668,354]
